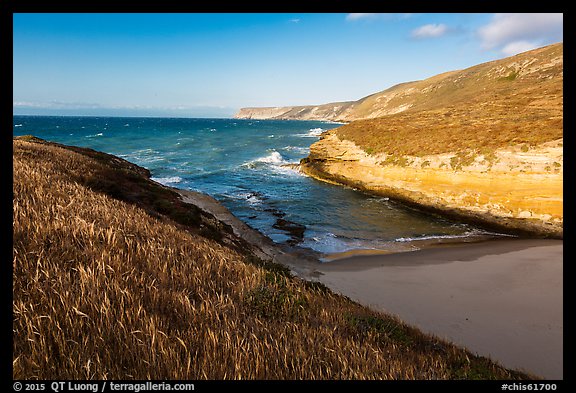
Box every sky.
[13,13,563,118]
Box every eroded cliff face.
[235,103,354,121]
[300,133,563,238]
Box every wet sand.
[315,239,563,379]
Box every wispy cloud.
[346,13,414,22]
[478,13,563,55]
[289,18,301,24]
[500,41,541,56]
[346,13,377,21]
[411,23,448,39]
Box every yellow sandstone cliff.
[300,132,562,238]
[243,43,563,237]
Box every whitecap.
[243,151,285,168]
[300,232,363,254]
[282,146,309,154]
[14,124,22,127]
[86,132,103,138]
[258,151,284,164]
[295,127,325,138]
[269,163,304,177]
[151,176,183,185]
[395,234,465,242]
[227,191,265,206]
[395,230,515,243]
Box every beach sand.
[176,188,563,379]
[315,239,563,379]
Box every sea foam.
[295,128,325,137]
[243,151,285,167]
[256,151,284,164]
[151,176,183,185]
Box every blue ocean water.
[13,115,497,256]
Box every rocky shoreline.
[298,133,563,239]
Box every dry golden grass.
[237,43,562,129]
[13,138,532,380]
[336,102,563,157]
[335,43,563,156]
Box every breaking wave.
[295,128,325,137]
[151,176,183,185]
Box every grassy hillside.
[13,137,531,379]
[335,99,562,158]
[335,43,562,156]
[235,42,562,131]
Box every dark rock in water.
[265,207,286,218]
[246,191,266,200]
[273,218,306,245]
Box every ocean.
[13,115,501,257]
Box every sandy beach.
[315,239,563,379]
[176,188,563,379]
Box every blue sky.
[13,13,563,118]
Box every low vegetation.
[336,102,562,158]
[335,43,562,157]
[236,43,562,135]
[13,137,532,379]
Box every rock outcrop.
[235,102,354,121]
[239,43,563,237]
[300,133,563,238]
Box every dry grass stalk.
[13,138,532,380]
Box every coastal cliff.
[235,102,354,121]
[300,131,562,238]
[235,43,562,123]
[298,43,563,237]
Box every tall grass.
[13,138,531,380]
[335,103,563,157]
[335,43,563,156]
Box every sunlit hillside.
[13,137,531,379]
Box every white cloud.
[345,13,414,22]
[346,13,378,21]
[478,13,563,53]
[500,40,541,56]
[289,18,300,23]
[411,23,448,39]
